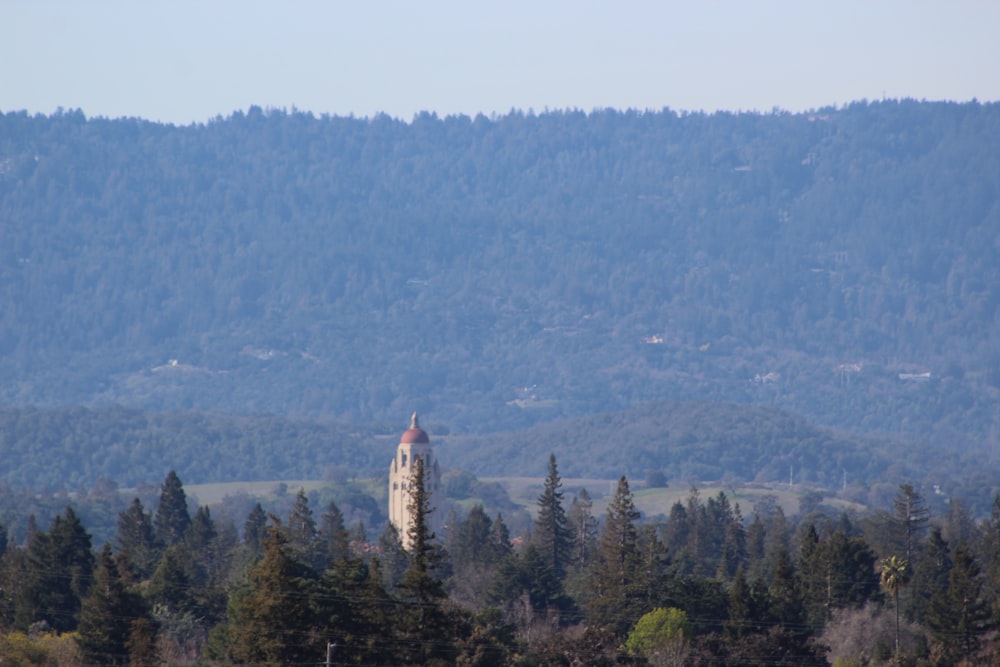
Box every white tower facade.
[388,413,441,549]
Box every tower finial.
[410,412,419,429]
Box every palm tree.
[879,555,910,661]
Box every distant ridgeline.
[0,101,998,453]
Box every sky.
[2,1,998,125]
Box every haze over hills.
[0,100,998,461]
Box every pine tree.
[662,500,692,573]
[767,546,805,629]
[449,504,508,608]
[745,513,768,582]
[317,543,387,665]
[453,504,494,565]
[377,522,409,591]
[716,494,747,581]
[396,458,451,664]
[907,525,952,623]
[926,545,993,662]
[16,506,96,632]
[533,453,572,580]
[183,505,230,623]
[147,544,193,614]
[979,494,1000,621]
[185,505,218,581]
[244,502,267,556]
[586,475,644,637]
[77,544,149,665]
[318,500,350,565]
[726,567,769,638]
[115,498,157,578]
[227,519,319,666]
[798,525,878,627]
[286,488,322,571]
[154,470,191,547]
[487,512,513,563]
[891,483,930,563]
[568,488,598,571]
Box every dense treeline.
[1,102,998,448]
[4,403,999,520]
[1,458,998,665]
[0,405,385,488]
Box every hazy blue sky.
[2,1,998,124]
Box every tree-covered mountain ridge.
[1,100,998,452]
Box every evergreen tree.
[799,526,879,628]
[907,525,952,623]
[979,494,1000,622]
[15,506,96,632]
[533,453,572,580]
[568,488,598,571]
[285,488,322,570]
[449,504,509,608]
[396,458,451,664]
[318,500,350,565]
[715,494,747,581]
[637,524,672,612]
[662,500,692,574]
[115,498,157,579]
[767,546,805,629]
[726,566,769,639]
[762,506,792,579]
[891,483,930,563]
[243,502,267,556]
[926,545,993,663]
[797,523,824,626]
[77,544,150,665]
[453,504,494,565]
[586,475,645,637]
[185,505,218,581]
[517,544,567,614]
[146,544,193,614]
[317,545,390,665]
[154,470,191,547]
[376,522,409,592]
[487,512,513,563]
[227,519,319,666]
[183,505,230,623]
[685,488,707,575]
[745,513,767,581]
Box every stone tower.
[388,413,441,549]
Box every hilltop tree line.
[1,458,999,665]
[0,101,998,446]
[4,403,1000,523]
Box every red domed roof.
[400,413,430,444]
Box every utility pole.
[325,641,336,666]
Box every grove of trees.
[1,459,998,665]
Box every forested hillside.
[3,402,998,520]
[0,406,382,488]
[1,101,998,451]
